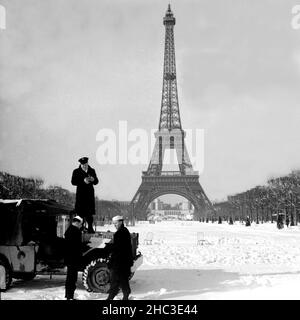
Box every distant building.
[164,210,184,220]
[150,199,194,220]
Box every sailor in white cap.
[106,215,133,300]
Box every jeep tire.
[82,259,111,293]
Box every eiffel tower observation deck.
[130,5,214,220]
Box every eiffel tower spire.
[159,4,182,130]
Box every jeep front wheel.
[0,258,12,291]
[82,259,111,293]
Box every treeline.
[0,171,75,207]
[214,170,300,225]
[0,171,129,222]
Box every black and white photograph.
[1,0,300,303]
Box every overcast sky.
[1,0,300,203]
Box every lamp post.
[289,190,294,226]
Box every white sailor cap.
[112,215,123,222]
[73,216,83,223]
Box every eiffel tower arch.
[131,174,213,220]
[130,5,214,220]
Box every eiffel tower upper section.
[159,4,182,131]
[146,4,194,176]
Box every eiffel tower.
[130,5,213,220]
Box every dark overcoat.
[71,165,99,217]
[64,224,82,267]
[108,224,133,276]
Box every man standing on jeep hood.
[106,215,133,300]
[64,216,83,300]
[71,157,99,233]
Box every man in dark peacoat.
[106,215,133,300]
[71,157,99,233]
[64,216,83,300]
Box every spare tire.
[0,257,12,292]
[82,258,111,293]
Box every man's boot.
[86,217,95,233]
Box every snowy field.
[2,220,300,300]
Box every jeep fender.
[82,248,108,268]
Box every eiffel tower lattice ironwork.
[130,5,214,220]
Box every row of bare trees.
[0,171,75,207]
[5,168,299,226]
[214,170,300,225]
[0,171,43,198]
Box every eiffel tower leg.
[131,187,151,220]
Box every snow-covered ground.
[2,221,300,300]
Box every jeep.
[0,199,143,293]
